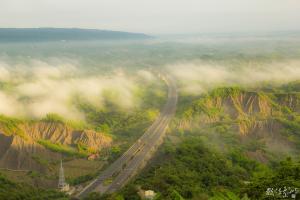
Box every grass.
[37,139,88,157]
[209,86,243,98]
[31,155,50,167]
[276,117,300,136]
[0,115,27,139]
[68,173,96,186]
[0,173,68,200]
[41,113,89,130]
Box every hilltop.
[0,28,152,42]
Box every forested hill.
[0,28,152,42]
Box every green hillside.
[0,173,68,200]
[97,84,300,200]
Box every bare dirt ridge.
[0,122,112,172]
[177,89,300,162]
[179,90,300,134]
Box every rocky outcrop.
[275,93,300,112]
[176,88,300,163]
[178,88,300,135]
[0,122,112,171]
[0,135,59,171]
[21,122,112,152]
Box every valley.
[0,30,300,200]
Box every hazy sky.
[0,0,300,34]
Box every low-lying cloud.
[167,60,300,94]
[3,58,300,120]
[0,60,153,120]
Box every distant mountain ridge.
[0,28,152,42]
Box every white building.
[144,190,156,200]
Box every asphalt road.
[76,74,177,198]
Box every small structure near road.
[138,188,157,200]
[87,153,99,161]
[144,190,156,200]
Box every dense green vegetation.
[68,173,97,186]
[0,173,68,200]
[134,138,253,199]
[94,137,258,200]
[90,138,300,200]
[92,84,300,200]
[94,138,299,200]
[244,158,300,199]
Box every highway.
[76,73,177,198]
